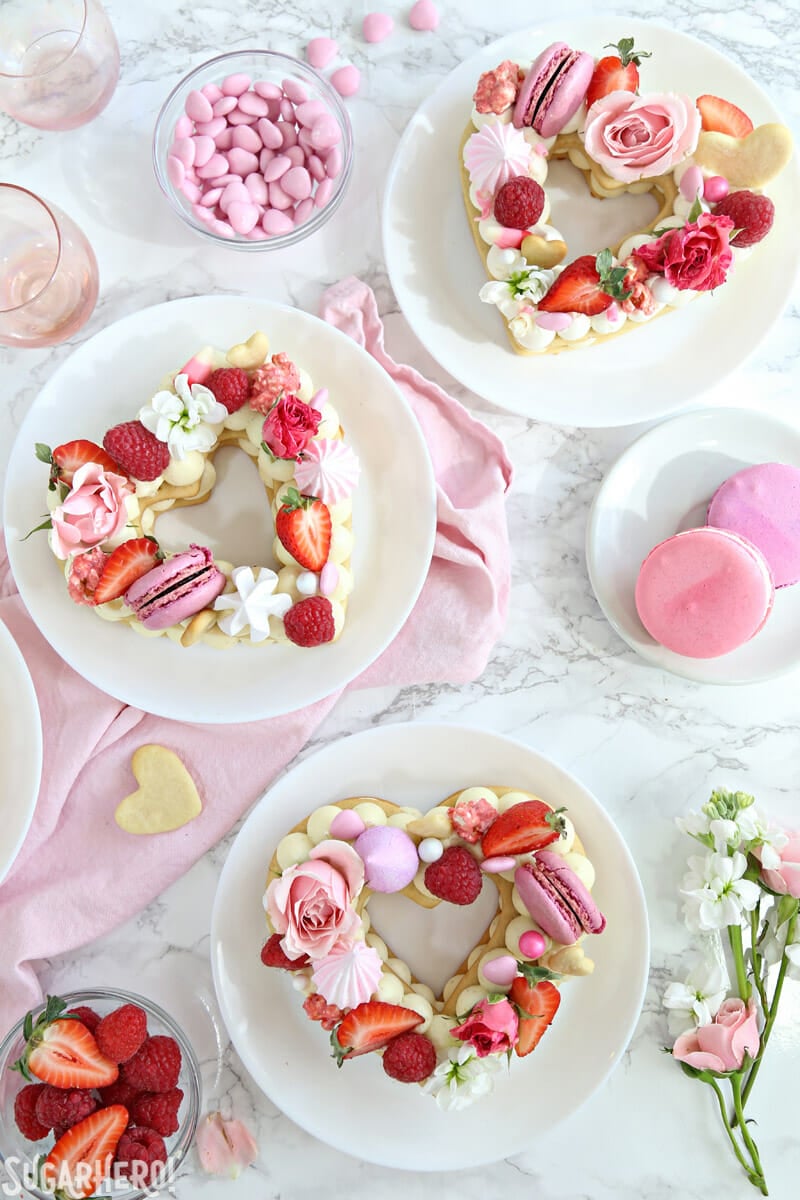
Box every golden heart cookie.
[693,124,793,189]
[262,787,605,1105]
[115,745,202,835]
[227,330,270,370]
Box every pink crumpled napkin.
[0,277,512,1031]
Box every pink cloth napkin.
[0,277,512,1032]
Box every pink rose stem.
[728,922,750,1003]
[704,1074,766,1193]
[731,1072,766,1191]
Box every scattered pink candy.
[409,0,440,30]
[363,12,394,42]
[330,65,361,97]
[306,37,339,69]
[482,955,519,988]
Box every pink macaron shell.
[635,527,775,658]
[514,862,581,946]
[534,48,593,137]
[533,851,605,933]
[125,547,226,631]
[513,42,569,129]
[707,462,800,589]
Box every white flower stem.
[749,906,769,1013]
[740,912,798,1112]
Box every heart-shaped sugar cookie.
[694,124,793,189]
[115,745,202,835]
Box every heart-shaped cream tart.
[115,744,202,835]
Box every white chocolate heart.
[227,330,269,370]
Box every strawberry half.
[331,1002,423,1065]
[41,1105,128,1199]
[586,37,651,110]
[696,94,753,139]
[13,996,119,1089]
[480,799,566,857]
[537,250,632,316]
[275,487,332,572]
[36,440,124,492]
[93,538,163,606]
[509,977,561,1057]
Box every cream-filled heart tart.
[32,331,359,649]
[261,788,605,1108]
[462,37,792,355]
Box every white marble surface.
[3,0,800,1196]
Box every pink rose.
[261,394,321,460]
[634,213,734,292]
[50,462,133,560]
[264,840,364,961]
[583,90,701,183]
[451,997,519,1058]
[673,998,760,1073]
[755,833,800,897]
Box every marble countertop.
[3,0,800,1196]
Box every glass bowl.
[152,49,354,250]
[0,988,201,1200]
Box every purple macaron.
[514,851,605,945]
[513,41,594,137]
[124,543,226,630]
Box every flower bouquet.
[664,788,800,1195]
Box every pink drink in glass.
[0,185,99,348]
[0,0,120,130]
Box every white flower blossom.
[681,851,761,932]
[663,951,730,1037]
[760,904,800,980]
[479,263,557,319]
[139,373,227,461]
[421,1044,502,1111]
[676,801,785,861]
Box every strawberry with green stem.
[275,487,332,572]
[12,996,118,1089]
[586,38,652,110]
[537,250,633,317]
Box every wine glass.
[0,184,99,348]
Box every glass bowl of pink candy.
[152,49,353,249]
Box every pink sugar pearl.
[330,65,361,97]
[219,180,250,212]
[199,186,224,208]
[195,153,228,179]
[295,100,328,127]
[253,80,282,100]
[704,174,730,203]
[306,37,338,70]
[282,165,312,200]
[185,89,213,123]
[518,929,547,959]
[221,73,251,97]
[363,12,394,42]
[228,108,258,126]
[409,0,440,30]
[262,208,295,236]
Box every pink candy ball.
[704,174,730,203]
[518,930,547,959]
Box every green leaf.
[517,962,561,986]
[35,443,53,464]
[260,440,276,463]
[595,248,613,276]
[603,37,652,67]
[687,195,704,224]
[20,517,52,541]
[595,249,633,302]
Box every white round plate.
[0,619,42,884]
[3,297,436,723]
[587,407,800,684]
[383,19,800,426]
[210,723,649,1170]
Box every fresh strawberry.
[424,846,483,905]
[331,1002,423,1065]
[696,94,753,138]
[283,596,336,647]
[382,1032,437,1083]
[260,933,311,969]
[12,996,118,1089]
[481,799,566,858]
[36,440,124,492]
[509,976,561,1056]
[41,1106,129,1199]
[712,189,774,246]
[537,250,632,316]
[275,487,332,571]
[206,366,251,413]
[585,38,651,110]
[103,420,170,481]
[92,538,162,606]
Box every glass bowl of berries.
[0,989,201,1200]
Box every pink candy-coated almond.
[215,128,234,151]
[319,562,340,595]
[265,98,282,122]
[185,89,213,123]
[480,855,517,873]
[167,155,186,187]
[174,114,193,139]
[212,95,238,117]
[409,0,440,30]
[481,955,518,987]
[181,179,201,204]
[278,122,299,148]
[285,145,305,167]
[330,65,361,97]
[294,100,327,127]
[232,124,262,152]
[297,128,315,155]
[199,187,224,208]
[227,147,259,176]
[221,73,251,97]
[238,91,270,117]
[293,197,315,224]
[207,172,238,188]
[254,80,283,100]
[282,165,312,200]
[192,203,215,225]
[307,154,326,182]
[269,180,293,210]
[246,226,270,240]
[257,118,283,149]
[219,180,250,212]
[279,97,295,122]
[196,153,229,179]
[194,115,227,139]
[244,173,268,204]
[263,154,291,182]
[201,82,224,103]
[172,136,196,168]
[259,147,276,171]
[228,109,258,126]
[325,147,343,178]
[363,12,394,42]
[310,116,341,150]
[536,311,572,332]
[227,201,260,234]
[680,164,704,201]
[282,77,308,104]
[210,217,236,238]
[306,37,338,70]
[262,208,295,236]
[314,177,334,208]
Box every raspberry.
[206,367,251,413]
[382,1032,437,1083]
[494,176,545,229]
[95,1004,148,1064]
[129,1088,183,1137]
[424,846,482,905]
[250,353,301,415]
[14,1084,50,1140]
[260,933,311,970]
[284,596,335,647]
[103,421,170,482]
[114,1126,168,1188]
[35,1085,97,1132]
[67,548,108,606]
[712,189,775,247]
[66,1006,101,1034]
[121,1036,181,1093]
[451,798,497,844]
[98,1079,141,1109]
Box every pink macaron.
[513,41,594,137]
[514,852,605,946]
[124,544,226,631]
[635,527,774,659]
[707,462,800,589]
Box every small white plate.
[587,407,800,684]
[3,297,436,723]
[382,19,800,426]
[210,723,649,1170]
[0,619,42,884]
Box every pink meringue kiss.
[294,438,361,505]
[463,121,531,196]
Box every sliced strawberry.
[696,94,753,138]
[331,1002,423,1065]
[41,1105,128,1199]
[93,538,163,606]
[481,799,566,858]
[538,250,632,316]
[36,440,124,491]
[509,977,561,1056]
[13,996,119,1089]
[586,37,651,110]
[275,487,332,572]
